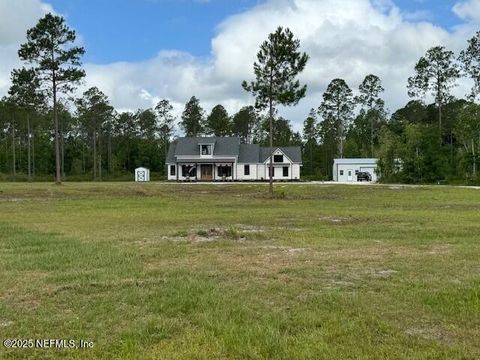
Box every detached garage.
[333,158,378,182]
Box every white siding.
[262,149,299,181]
[168,163,302,181]
[236,163,257,180]
[292,164,301,180]
[257,164,266,180]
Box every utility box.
[135,167,150,182]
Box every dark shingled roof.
[166,137,302,164]
[279,147,302,163]
[238,144,260,163]
[166,140,177,163]
[259,147,302,163]
[173,137,240,156]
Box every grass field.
[0,182,479,359]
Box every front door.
[201,165,213,181]
[347,169,353,181]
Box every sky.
[1,0,480,132]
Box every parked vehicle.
[357,171,372,182]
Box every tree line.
[290,33,480,184]
[1,13,480,184]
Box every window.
[182,165,196,178]
[201,145,212,155]
[218,166,232,178]
[340,170,344,176]
[170,165,176,176]
[355,170,359,175]
[274,155,284,163]
[244,165,250,176]
[283,166,289,177]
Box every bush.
[224,225,240,240]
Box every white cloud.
[453,0,480,22]
[1,0,479,133]
[0,0,53,95]
[83,0,475,131]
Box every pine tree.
[242,26,309,195]
[408,46,460,138]
[318,79,355,159]
[180,96,204,136]
[18,13,85,184]
[206,105,231,136]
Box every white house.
[166,137,302,181]
[333,158,378,182]
[135,167,150,182]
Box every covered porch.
[177,162,236,182]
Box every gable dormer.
[199,141,215,158]
[264,148,292,164]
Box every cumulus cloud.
[82,0,476,131]
[1,0,479,132]
[453,0,480,22]
[207,0,479,119]
[0,0,53,94]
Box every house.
[333,158,378,182]
[166,137,302,181]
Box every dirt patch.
[0,198,24,202]
[369,269,398,278]
[261,245,307,254]
[329,280,357,288]
[318,244,453,261]
[426,245,451,255]
[161,226,248,243]
[318,216,365,225]
[405,326,455,345]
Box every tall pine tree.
[318,79,355,159]
[206,104,231,136]
[407,46,459,138]
[242,26,309,195]
[180,96,204,137]
[18,13,85,184]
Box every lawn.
[0,182,479,359]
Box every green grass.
[0,182,479,359]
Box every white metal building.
[333,158,378,182]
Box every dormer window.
[274,155,284,163]
[200,144,212,156]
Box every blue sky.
[395,0,462,26]
[47,0,464,64]
[48,0,263,63]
